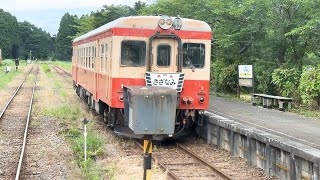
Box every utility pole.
[28,50,32,65]
[29,50,32,60]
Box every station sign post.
[238,65,254,96]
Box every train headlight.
[173,16,182,30]
[166,19,172,25]
[119,95,124,102]
[199,97,205,104]
[158,15,172,30]
[159,19,165,25]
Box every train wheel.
[103,108,115,130]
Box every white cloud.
[1,0,152,35]
[1,0,145,11]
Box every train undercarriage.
[75,84,204,140]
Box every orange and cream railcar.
[72,15,211,138]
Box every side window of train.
[104,44,108,72]
[81,48,84,67]
[157,44,171,67]
[86,47,88,68]
[100,44,104,71]
[87,47,92,68]
[91,46,95,69]
[183,43,205,68]
[121,40,146,66]
[77,49,79,65]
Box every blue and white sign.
[238,65,253,79]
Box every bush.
[299,65,320,108]
[272,68,301,99]
[255,61,277,94]
[42,64,51,73]
[212,59,238,93]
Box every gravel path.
[20,65,82,179]
[179,139,279,180]
[0,67,36,179]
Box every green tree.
[92,5,134,29]
[272,68,300,98]
[56,13,79,61]
[0,9,20,59]
[19,21,53,59]
[299,65,320,108]
[74,15,95,37]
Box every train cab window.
[157,45,171,67]
[121,41,146,66]
[183,43,205,68]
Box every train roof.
[73,16,212,43]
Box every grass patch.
[0,59,28,89]
[41,105,83,121]
[42,64,51,73]
[290,106,320,118]
[51,60,72,71]
[63,127,105,179]
[41,104,105,179]
[53,80,67,97]
[106,163,118,180]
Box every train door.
[106,40,112,100]
[151,39,178,73]
[98,40,111,101]
[103,39,112,99]
[94,42,99,100]
[73,46,78,83]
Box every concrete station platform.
[197,96,320,180]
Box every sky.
[1,0,151,36]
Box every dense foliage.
[272,68,300,98]
[0,9,20,59]
[299,65,320,107]
[0,9,54,60]
[55,13,79,60]
[2,0,319,108]
[19,21,53,59]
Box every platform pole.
[143,136,152,180]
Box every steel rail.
[176,143,234,180]
[15,67,39,180]
[134,141,183,180]
[51,65,72,84]
[53,65,71,77]
[0,67,34,119]
[135,141,234,179]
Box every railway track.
[51,65,72,84]
[52,63,233,179]
[135,141,234,180]
[0,66,39,180]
